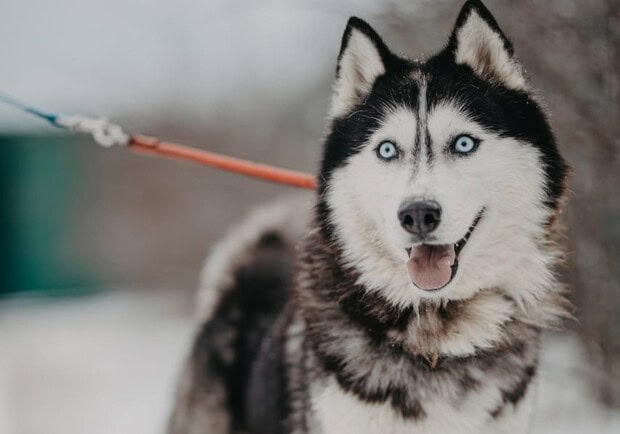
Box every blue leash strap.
[0,92,61,126]
[0,92,129,147]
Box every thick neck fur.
[293,222,565,419]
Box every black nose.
[398,200,442,236]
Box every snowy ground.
[0,290,618,434]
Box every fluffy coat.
[168,1,569,433]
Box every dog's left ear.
[448,0,526,90]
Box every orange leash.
[0,93,318,190]
[128,135,318,190]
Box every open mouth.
[405,208,485,291]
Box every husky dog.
[168,1,569,433]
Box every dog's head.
[318,0,568,307]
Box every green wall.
[0,136,94,296]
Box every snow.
[0,290,618,434]
[532,335,620,433]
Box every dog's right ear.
[330,17,393,119]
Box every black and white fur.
[169,1,569,433]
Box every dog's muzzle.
[404,208,485,291]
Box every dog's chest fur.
[311,376,535,434]
[288,228,541,433]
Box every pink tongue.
[407,245,456,291]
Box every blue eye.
[376,141,399,161]
[451,135,479,154]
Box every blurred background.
[0,0,618,433]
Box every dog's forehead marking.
[409,69,433,167]
[372,69,446,176]
[418,78,431,166]
[409,68,425,82]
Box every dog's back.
[168,197,311,434]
